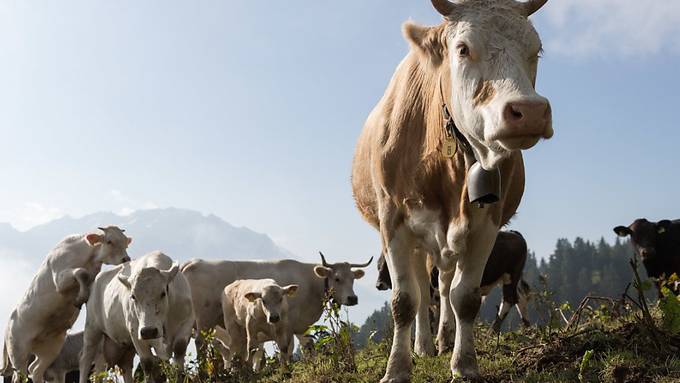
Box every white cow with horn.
[1,226,132,383]
[182,252,372,356]
[351,0,552,381]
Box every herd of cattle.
[0,220,676,383]
[4,0,679,382]
[0,226,374,383]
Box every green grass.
[104,306,680,383]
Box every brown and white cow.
[351,0,552,380]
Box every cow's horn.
[350,256,374,269]
[521,0,548,16]
[319,251,330,267]
[431,0,459,17]
[98,227,107,232]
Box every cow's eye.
[131,295,136,301]
[160,291,166,299]
[457,43,470,57]
[335,278,341,283]
[107,240,113,245]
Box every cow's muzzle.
[375,281,390,291]
[268,314,280,323]
[346,295,358,306]
[140,327,160,340]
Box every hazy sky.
[1,0,679,268]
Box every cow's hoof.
[452,366,481,380]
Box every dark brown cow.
[614,218,680,293]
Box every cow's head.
[375,253,391,291]
[245,282,298,324]
[614,218,672,261]
[406,0,552,169]
[86,226,132,265]
[117,263,179,341]
[314,252,372,306]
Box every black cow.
[376,230,531,333]
[614,218,680,293]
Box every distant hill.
[0,207,295,265]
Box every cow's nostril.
[140,327,159,340]
[269,315,280,323]
[347,296,358,306]
[510,105,523,120]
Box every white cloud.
[12,202,64,231]
[541,0,680,57]
[108,190,158,216]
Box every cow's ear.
[126,237,133,246]
[403,21,446,66]
[658,220,672,234]
[314,266,332,278]
[117,274,131,289]
[352,269,366,280]
[161,263,179,283]
[613,226,632,237]
[244,292,261,302]
[86,233,103,246]
[283,284,299,297]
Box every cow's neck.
[382,50,523,227]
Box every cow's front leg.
[245,316,259,367]
[449,222,497,379]
[413,250,435,357]
[54,268,92,307]
[437,269,455,355]
[79,327,103,383]
[381,225,418,383]
[275,327,294,367]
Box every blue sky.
[1,0,679,270]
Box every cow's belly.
[13,290,79,344]
[480,273,510,297]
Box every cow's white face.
[314,263,366,306]
[118,264,179,341]
[407,0,552,169]
[245,284,298,324]
[86,226,132,265]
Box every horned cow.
[351,0,552,380]
[181,253,372,356]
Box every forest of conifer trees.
[354,237,647,347]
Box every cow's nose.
[140,327,159,340]
[122,256,131,263]
[268,314,280,323]
[376,281,389,291]
[346,295,358,306]
[502,99,552,138]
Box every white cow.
[213,279,298,369]
[1,227,132,383]
[78,251,194,383]
[182,252,372,355]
